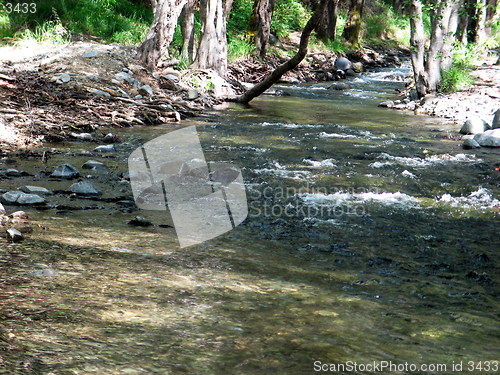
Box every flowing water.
[1,66,499,374]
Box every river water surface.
[1,66,499,374]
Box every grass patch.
[440,44,477,93]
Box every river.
[1,65,499,374]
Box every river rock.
[70,181,101,196]
[378,100,394,108]
[0,202,5,214]
[352,62,363,72]
[56,73,71,84]
[345,69,356,77]
[103,133,119,143]
[463,138,481,149]
[2,191,46,205]
[477,129,500,147]
[115,71,131,82]
[329,83,351,90]
[127,216,153,227]
[82,160,109,173]
[94,144,116,152]
[70,132,93,141]
[335,57,352,71]
[51,164,80,178]
[19,186,53,195]
[0,168,22,177]
[187,89,199,100]
[460,117,490,134]
[492,109,500,129]
[6,228,23,242]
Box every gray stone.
[345,69,356,77]
[82,50,100,58]
[6,228,23,242]
[460,117,490,134]
[163,74,179,83]
[378,100,394,108]
[2,191,45,205]
[92,89,111,98]
[269,34,280,45]
[70,181,101,196]
[0,202,5,214]
[477,129,500,147]
[51,164,80,178]
[94,144,116,152]
[138,85,154,96]
[152,72,160,79]
[56,73,71,84]
[329,83,350,90]
[103,133,117,143]
[117,88,129,98]
[187,89,199,100]
[82,160,109,173]
[492,109,500,129]
[463,138,481,149]
[128,216,153,227]
[19,186,53,195]
[86,74,100,82]
[335,57,352,71]
[115,72,131,81]
[2,168,21,177]
[29,268,57,277]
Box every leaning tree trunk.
[249,0,276,57]
[316,0,339,41]
[137,0,187,69]
[232,0,329,103]
[441,0,461,71]
[343,0,365,48]
[409,0,428,97]
[180,0,196,62]
[194,0,228,76]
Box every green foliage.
[0,0,152,46]
[323,39,347,54]
[440,44,477,93]
[228,36,255,61]
[362,0,410,46]
[226,0,253,34]
[271,0,310,38]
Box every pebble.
[82,50,100,58]
[70,132,93,141]
[91,89,111,98]
[138,85,154,96]
[56,73,71,84]
[82,160,109,173]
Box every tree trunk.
[249,0,276,57]
[137,0,188,69]
[485,0,498,39]
[180,0,196,62]
[409,0,427,97]
[467,0,487,44]
[232,0,330,103]
[316,0,339,41]
[194,0,228,76]
[409,0,460,98]
[343,0,365,48]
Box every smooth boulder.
[335,57,352,71]
[460,117,490,134]
[51,164,80,179]
[477,129,500,147]
[463,138,480,149]
[19,186,53,195]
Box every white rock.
[19,186,53,195]
[460,117,490,134]
[492,109,500,129]
[477,129,500,147]
[6,228,23,242]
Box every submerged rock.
[82,160,109,173]
[330,83,350,90]
[378,100,394,108]
[477,129,500,147]
[460,117,490,134]
[51,164,80,178]
[463,138,480,149]
[70,181,101,196]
